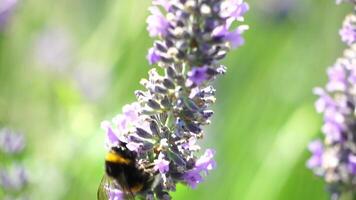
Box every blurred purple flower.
[195,149,216,173]
[348,155,356,174]
[101,121,119,147]
[153,0,171,11]
[220,0,249,20]
[225,25,249,49]
[340,14,356,45]
[147,47,161,65]
[326,60,347,92]
[146,6,169,37]
[0,164,28,191]
[212,24,249,49]
[0,0,17,30]
[34,27,75,73]
[74,61,110,102]
[307,140,323,169]
[0,128,25,154]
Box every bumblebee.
[97,147,156,200]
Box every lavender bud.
[163,78,175,89]
[150,120,161,136]
[148,99,162,110]
[136,127,153,139]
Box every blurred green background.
[0,0,351,199]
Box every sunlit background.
[0,0,351,199]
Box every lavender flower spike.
[100,0,249,199]
[0,128,29,199]
[307,2,356,199]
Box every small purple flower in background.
[307,2,356,199]
[0,128,25,154]
[33,27,75,73]
[0,0,17,30]
[100,0,249,199]
[0,164,28,191]
[73,61,110,102]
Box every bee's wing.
[97,175,109,200]
[97,174,116,200]
[97,174,135,200]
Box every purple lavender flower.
[0,0,17,30]
[154,153,170,174]
[146,6,169,37]
[307,140,323,169]
[183,170,203,189]
[101,102,144,149]
[187,66,210,86]
[0,128,25,154]
[100,0,249,199]
[219,0,249,20]
[340,14,356,45]
[147,47,161,65]
[195,149,216,173]
[182,149,216,189]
